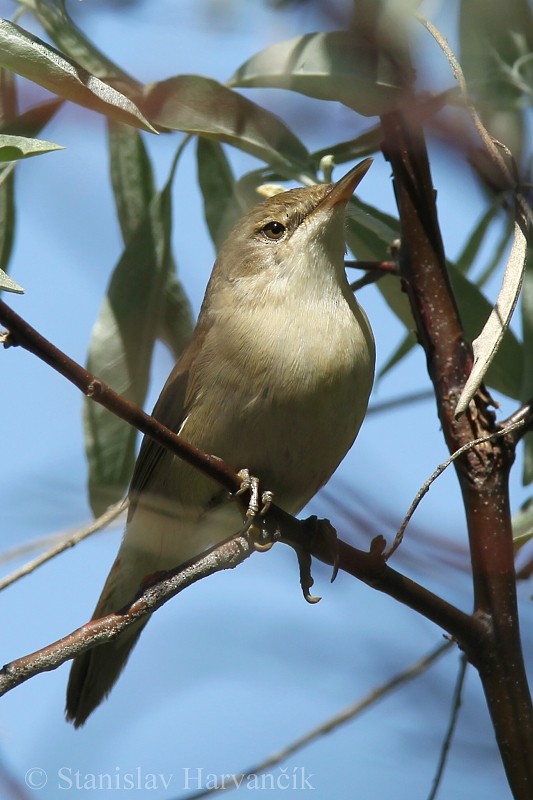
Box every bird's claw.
[236,469,273,518]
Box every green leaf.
[0,132,63,161]
[20,0,141,96]
[455,203,501,275]
[86,134,192,514]
[85,179,175,515]
[0,19,155,132]
[310,126,383,170]
[512,497,533,550]
[521,254,533,484]
[107,120,155,244]
[159,273,193,361]
[459,0,533,157]
[142,75,310,175]
[196,138,247,248]
[228,31,405,117]
[0,266,23,293]
[107,120,192,356]
[378,331,416,380]
[0,97,63,137]
[376,262,524,399]
[346,197,398,261]
[0,68,16,276]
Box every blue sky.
[0,1,530,798]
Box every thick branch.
[380,107,533,797]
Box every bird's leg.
[234,469,276,551]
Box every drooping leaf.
[85,179,175,514]
[455,217,526,415]
[0,267,23,293]
[159,272,193,360]
[375,259,523,400]
[0,133,63,161]
[521,253,533,484]
[0,19,155,132]
[107,120,192,357]
[142,75,310,175]
[85,132,192,513]
[228,31,405,117]
[512,496,533,549]
[346,196,398,261]
[455,203,501,275]
[196,138,247,248]
[0,68,16,276]
[0,97,63,137]
[378,330,416,380]
[107,120,155,243]
[310,126,383,171]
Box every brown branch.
[0,299,240,496]
[0,299,478,640]
[500,397,533,442]
[380,99,533,798]
[0,533,254,697]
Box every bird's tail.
[65,541,157,728]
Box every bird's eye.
[261,220,286,240]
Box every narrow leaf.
[0,68,16,274]
[378,331,416,380]
[455,217,526,415]
[512,497,533,550]
[196,138,246,248]
[228,31,405,117]
[0,267,23,293]
[142,75,310,175]
[310,126,383,169]
[85,181,174,515]
[0,132,63,161]
[376,264,523,399]
[107,120,155,243]
[0,97,63,137]
[455,203,500,275]
[159,273,193,360]
[0,19,155,132]
[521,253,533,484]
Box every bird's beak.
[318,158,373,210]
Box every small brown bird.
[66,160,375,726]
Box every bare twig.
[184,640,453,800]
[0,501,125,592]
[427,655,469,800]
[0,532,254,697]
[385,418,527,560]
[0,299,241,496]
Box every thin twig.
[182,640,453,800]
[385,418,526,560]
[0,501,126,592]
[0,532,255,697]
[426,654,469,800]
[0,299,241,496]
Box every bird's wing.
[127,324,206,520]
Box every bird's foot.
[235,469,275,551]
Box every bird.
[65,159,375,726]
